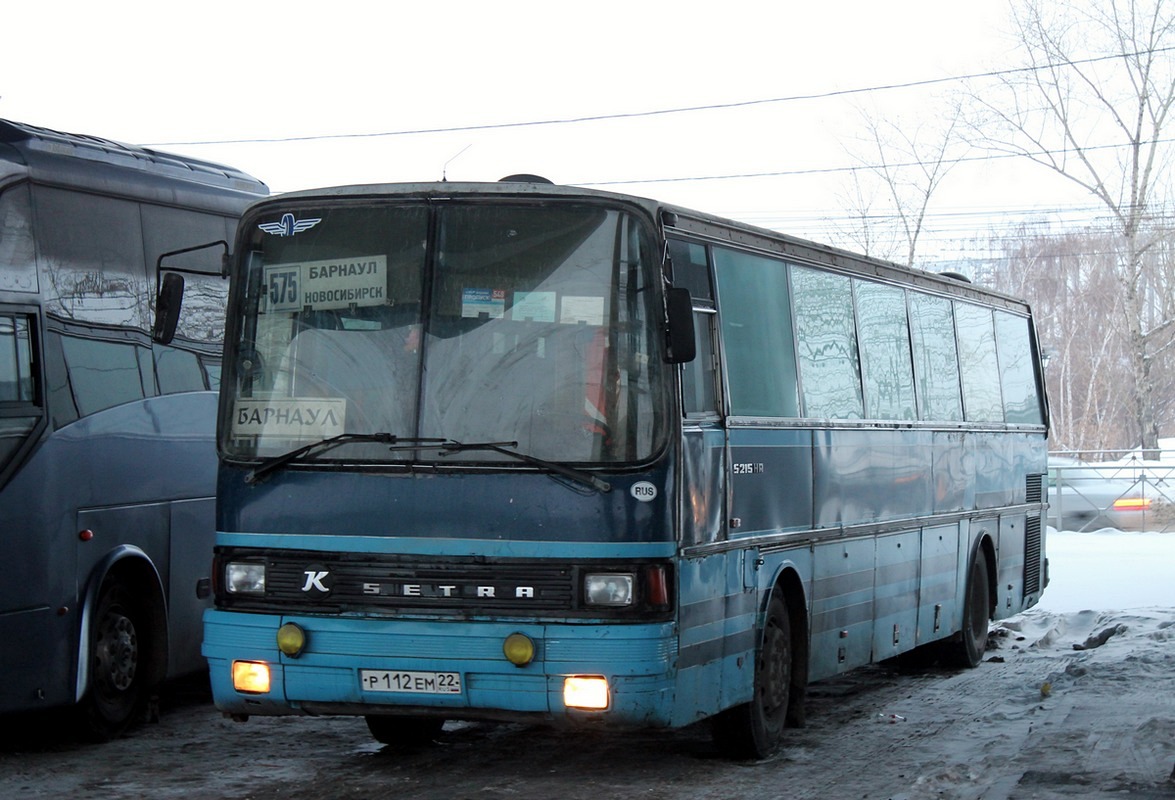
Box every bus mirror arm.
[664,287,696,364]
[152,240,232,345]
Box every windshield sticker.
[461,288,506,319]
[233,398,346,439]
[265,255,387,313]
[560,296,605,325]
[511,291,556,322]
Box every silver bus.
[0,119,266,738]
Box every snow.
[1036,528,1175,612]
[0,526,1170,799]
[941,526,1175,799]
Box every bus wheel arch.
[774,568,809,729]
[942,534,996,669]
[77,548,169,739]
[711,569,808,759]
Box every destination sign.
[232,398,346,439]
[265,255,387,312]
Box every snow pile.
[958,529,1175,798]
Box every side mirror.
[151,239,230,345]
[152,272,185,345]
[664,287,696,364]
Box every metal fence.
[1048,450,1175,532]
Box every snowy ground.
[1,528,1172,799]
[1036,528,1174,612]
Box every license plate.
[360,669,463,694]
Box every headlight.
[225,562,266,595]
[584,573,635,606]
[564,676,609,710]
[232,660,271,693]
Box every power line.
[144,47,1175,148]
[577,136,1175,188]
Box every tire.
[942,552,991,668]
[364,715,445,747]
[81,581,149,740]
[711,594,792,759]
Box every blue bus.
[0,119,266,738]
[198,179,1048,758]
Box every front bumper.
[203,609,678,727]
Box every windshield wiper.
[244,433,447,485]
[245,434,611,494]
[392,439,612,494]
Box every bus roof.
[251,179,1031,313]
[0,118,268,210]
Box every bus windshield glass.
[224,201,667,466]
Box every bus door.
[670,240,726,548]
[679,302,725,546]
[673,267,735,718]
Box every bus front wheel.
[80,581,149,740]
[365,715,445,747]
[711,594,791,759]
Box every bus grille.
[214,549,668,619]
[1024,473,1043,594]
[1025,473,1043,503]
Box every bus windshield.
[224,201,668,466]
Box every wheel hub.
[97,613,138,693]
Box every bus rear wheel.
[81,581,149,740]
[711,594,791,759]
[941,552,990,668]
[364,715,445,747]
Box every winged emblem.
[258,213,322,237]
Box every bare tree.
[986,225,1153,453]
[971,0,1175,455]
[835,103,968,268]
[830,169,900,262]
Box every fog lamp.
[502,632,535,667]
[277,622,307,657]
[563,676,609,710]
[232,660,271,694]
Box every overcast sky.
[3,1,1086,260]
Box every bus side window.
[0,314,36,404]
[955,303,1004,423]
[909,293,963,421]
[683,310,719,417]
[712,247,799,418]
[994,311,1043,425]
[58,335,147,417]
[153,344,209,394]
[668,240,718,418]
[854,280,916,420]
[0,312,41,476]
[0,185,37,294]
[791,266,863,420]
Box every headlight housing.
[225,562,266,595]
[584,573,635,606]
